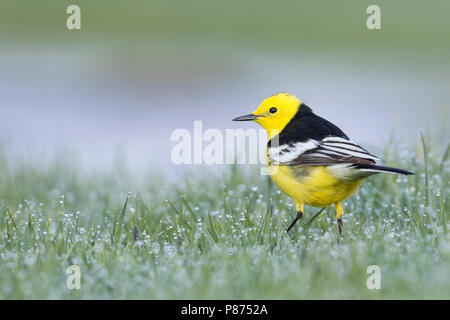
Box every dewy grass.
[0,134,448,299]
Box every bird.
[233,92,413,235]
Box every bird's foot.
[337,218,343,236]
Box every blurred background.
[0,0,449,173]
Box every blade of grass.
[305,207,326,228]
[6,207,17,231]
[420,132,429,206]
[208,212,219,243]
[166,199,192,232]
[181,196,197,220]
[439,142,449,173]
[258,200,272,244]
[149,220,163,244]
[115,196,128,246]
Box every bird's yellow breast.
[267,163,363,207]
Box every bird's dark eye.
[269,107,277,114]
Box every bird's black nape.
[268,102,349,147]
[298,103,313,114]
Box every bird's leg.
[286,211,303,233]
[286,203,304,233]
[336,202,344,236]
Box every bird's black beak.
[232,113,259,121]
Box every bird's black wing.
[267,104,380,166]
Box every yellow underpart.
[268,163,363,208]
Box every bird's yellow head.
[233,93,302,138]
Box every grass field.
[0,133,448,299]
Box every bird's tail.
[352,164,414,175]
